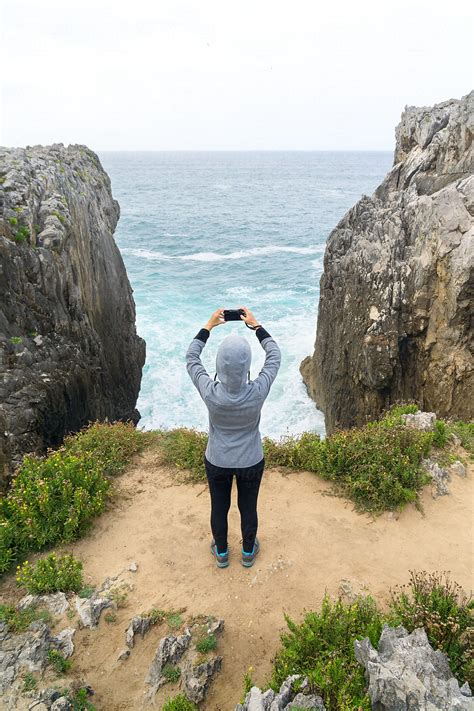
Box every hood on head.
[216,334,252,394]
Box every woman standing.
[185,306,281,568]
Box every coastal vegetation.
[0,408,469,574]
[267,571,473,710]
[155,405,462,512]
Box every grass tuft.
[162,694,197,711]
[16,552,83,594]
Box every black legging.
[204,455,265,554]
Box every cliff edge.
[301,92,474,433]
[0,144,145,475]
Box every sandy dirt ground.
[1,444,473,710]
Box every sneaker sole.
[241,559,255,567]
[210,545,229,568]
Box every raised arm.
[252,328,281,399]
[185,308,225,401]
[238,306,281,400]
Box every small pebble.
[129,561,138,572]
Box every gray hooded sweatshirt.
[185,327,281,468]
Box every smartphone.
[223,309,245,322]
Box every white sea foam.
[121,244,325,263]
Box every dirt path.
[2,445,473,710]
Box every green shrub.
[432,420,449,448]
[9,336,23,345]
[195,633,217,653]
[446,420,474,456]
[0,422,146,574]
[69,687,96,711]
[4,451,109,551]
[162,694,197,711]
[389,570,473,687]
[314,424,432,512]
[16,553,83,594]
[14,226,30,243]
[47,649,71,674]
[152,407,440,512]
[156,428,208,482]
[378,403,419,427]
[22,672,37,691]
[0,518,19,573]
[63,422,149,476]
[162,663,181,683]
[270,595,383,711]
[0,603,52,633]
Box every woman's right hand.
[238,306,260,329]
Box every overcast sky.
[1,0,473,151]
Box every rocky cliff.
[301,92,474,433]
[0,144,145,476]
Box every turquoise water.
[99,151,392,439]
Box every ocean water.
[99,151,392,439]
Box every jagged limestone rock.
[50,698,72,711]
[422,458,451,497]
[51,627,75,658]
[0,144,145,477]
[74,594,112,629]
[401,412,436,431]
[183,656,223,704]
[450,460,467,477]
[125,614,154,648]
[235,675,325,711]
[146,629,192,692]
[301,92,474,433]
[18,592,69,615]
[0,620,51,693]
[355,624,474,710]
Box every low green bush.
[271,595,383,710]
[260,571,472,710]
[152,406,455,513]
[3,451,109,553]
[388,570,473,687]
[162,664,181,683]
[16,553,83,594]
[156,428,208,482]
[0,603,52,633]
[47,649,71,674]
[63,421,149,476]
[0,422,147,575]
[195,633,217,653]
[446,420,474,456]
[162,694,197,711]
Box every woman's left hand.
[205,308,225,330]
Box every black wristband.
[255,326,271,342]
[194,327,210,343]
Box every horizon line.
[95,148,394,153]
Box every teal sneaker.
[210,540,229,568]
[241,537,260,567]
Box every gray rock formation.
[235,675,325,711]
[355,624,474,710]
[18,592,69,615]
[0,144,145,476]
[0,620,51,693]
[74,592,112,628]
[301,92,474,433]
[183,656,223,704]
[422,458,451,497]
[146,629,192,692]
[51,627,75,658]
[125,614,154,648]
